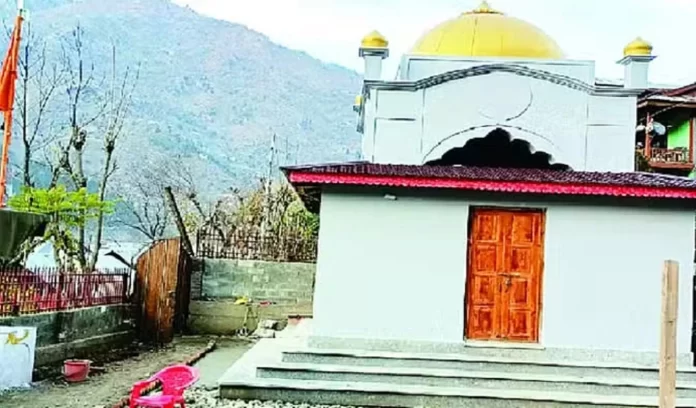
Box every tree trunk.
[71,126,88,271]
[88,147,113,271]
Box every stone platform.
[218,321,696,407]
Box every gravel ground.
[0,337,246,408]
[0,332,349,408]
[186,388,357,408]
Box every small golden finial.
[361,30,389,49]
[623,37,653,57]
[477,1,492,12]
[467,0,503,15]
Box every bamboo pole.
[659,260,679,408]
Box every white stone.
[0,326,37,391]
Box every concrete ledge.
[283,348,696,383]
[35,330,134,366]
[220,378,696,407]
[188,301,313,335]
[256,362,696,397]
[307,336,693,367]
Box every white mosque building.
[221,3,696,406]
[353,1,656,172]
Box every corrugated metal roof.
[283,163,696,202]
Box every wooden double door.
[465,208,545,343]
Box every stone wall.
[199,259,315,303]
[188,258,315,334]
[0,305,134,366]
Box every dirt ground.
[0,336,253,408]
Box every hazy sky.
[171,0,694,85]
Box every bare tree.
[88,44,139,270]
[54,24,105,270]
[118,176,170,243]
[9,22,65,187]
[116,153,195,243]
[53,24,138,271]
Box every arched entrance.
[424,128,567,343]
[425,128,570,170]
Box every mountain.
[2,0,362,237]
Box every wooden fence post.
[660,260,679,408]
[57,272,65,311]
[122,273,129,303]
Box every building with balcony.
[636,83,696,176]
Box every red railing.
[0,267,130,316]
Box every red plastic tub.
[63,359,91,383]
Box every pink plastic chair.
[129,364,200,408]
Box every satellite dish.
[636,124,646,133]
[647,121,667,136]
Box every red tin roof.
[282,162,696,201]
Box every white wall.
[585,95,637,171]
[400,56,595,84]
[421,72,587,168]
[543,205,693,353]
[313,188,695,354]
[313,190,468,342]
[361,70,637,171]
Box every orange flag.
[0,14,23,206]
[0,15,23,112]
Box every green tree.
[8,186,114,271]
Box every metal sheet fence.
[0,267,130,316]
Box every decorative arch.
[422,124,571,168]
[425,127,571,170]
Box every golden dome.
[361,30,389,49]
[410,1,564,59]
[623,37,653,57]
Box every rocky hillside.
[3,0,362,202]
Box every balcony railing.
[649,147,691,164]
[636,147,692,167]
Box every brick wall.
[190,257,205,300]
[199,258,315,303]
[187,258,315,334]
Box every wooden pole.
[659,260,679,408]
[163,186,194,256]
[0,110,13,207]
[645,112,652,160]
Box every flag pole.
[0,111,11,207]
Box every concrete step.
[220,378,696,407]
[306,338,694,366]
[282,348,696,382]
[257,362,696,398]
